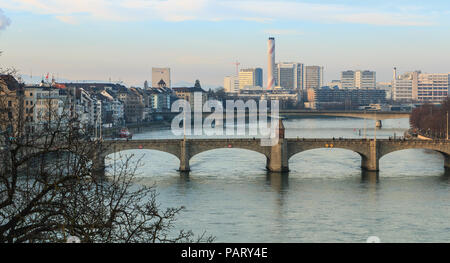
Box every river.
[106,117,450,242]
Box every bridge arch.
[104,148,180,161]
[189,144,269,161]
[378,142,450,159]
[189,148,268,172]
[287,144,368,161]
[288,148,364,175]
[379,148,448,176]
[105,148,181,176]
[101,140,182,160]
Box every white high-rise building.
[340,70,376,89]
[152,67,171,88]
[341,71,355,89]
[224,76,239,93]
[393,71,418,101]
[417,73,450,103]
[356,70,376,89]
[275,62,304,91]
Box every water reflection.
[265,172,289,193]
[361,170,379,184]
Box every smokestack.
[267,37,275,90]
[393,67,397,81]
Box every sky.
[0,0,450,88]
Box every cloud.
[0,8,11,30]
[0,0,440,26]
[55,15,79,25]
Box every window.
[8,101,12,107]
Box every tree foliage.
[410,98,450,138]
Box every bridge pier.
[376,120,382,128]
[179,140,190,172]
[361,140,379,171]
[444,153,450,170]
[267,139,289,173]
[92,154,106,177]
[267,120,289,173]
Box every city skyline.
[1,0,450,87]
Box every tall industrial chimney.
[393,67,397,81]
[267,37,275,90]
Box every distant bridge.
[92,137,450,175]
[149,110,410,122]
[278,110,410,120]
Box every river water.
[107,117,450,243]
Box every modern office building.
[152,67,171,88]
[392,70,450,103]
[304,66,324,90]
[392,71,418,101]
[224,76,240,93]
[341,71,355,89]
[238,68,263,90]
[416,73,450,103]
[341,70,376,89]
[275,62,304,91]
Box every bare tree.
[0,75,214,243]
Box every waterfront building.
[116,87,145,123]
[23,85,67,131]
[416,73,450,103]
[306,87,386,110]
[393,71,418,102]
[144,86,172,113]
[100,97,124,126]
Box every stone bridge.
[92,137,450,175]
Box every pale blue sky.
[0,0,449,88]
